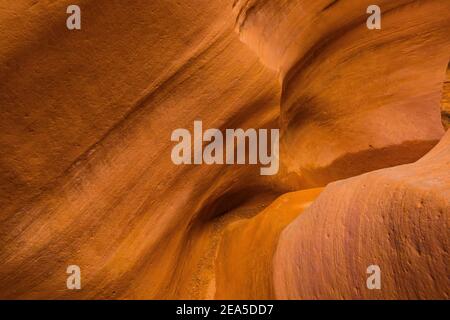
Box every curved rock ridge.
[214,188,323,299]
[234,0,450,187]
[0,0,284,299]
[274,130,450,299]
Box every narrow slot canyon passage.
[0,0,449,300]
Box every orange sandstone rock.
[214,188,322,299]
[0,0,449,300]
[234,0,450,187]
[274,130,450,299]
[0,0,282,299]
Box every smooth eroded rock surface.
[274,130,450,299]
[0,0,449,299]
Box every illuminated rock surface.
[0,0,448,299]
[274,130,450,299]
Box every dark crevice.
[441,63,450,130]
[321,0,340,12]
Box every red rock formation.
[0,0,449,300]
[274,130,450,299]
[234,0,450,187]
[0,0,283,299]
[214,188,322,299]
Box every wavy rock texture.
[274,130,450,299]
[0,0,449,299]
[234,0,449,187]
[0,0,284,299]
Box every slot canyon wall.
[0,0,449,299]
